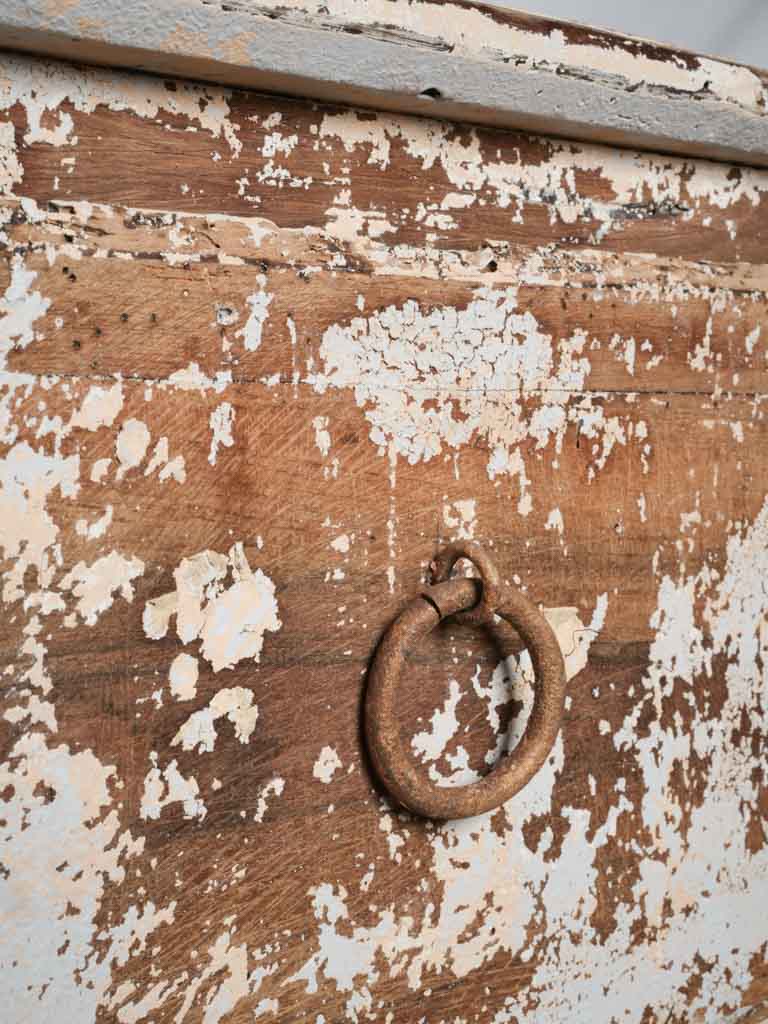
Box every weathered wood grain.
[1,49,767,1024]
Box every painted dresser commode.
[1,1,767,1021]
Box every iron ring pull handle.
[365,542,567,821]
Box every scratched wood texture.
[1,49,767,1024]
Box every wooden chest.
[1,2,767,1021]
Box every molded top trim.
[1,0,767,165]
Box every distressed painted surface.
[234,0,768,111]
[2,0,767,168]
[0,49,767,1024]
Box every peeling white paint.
[60,550,144,626]
[172,686,259,754]
[442,498,476,540]
[237,277,273,351]
[293,500,767,1021]
[140,752,206,821]
[168,651,199,701]
[309,289,637,499]
[69,382,124,433]
[142,543,281,672]
[1,43,766,1024]
[254,776,286,823]
[0,733,150,1019]
[209,401,235,465]
[0,53,243,178]
[75,503,113,541]
[313,746,342,784]
[115,418,151,479]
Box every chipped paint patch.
[168,651,199,701]
[237,277,273,352]
[313,746,342,783]
[60,550,144,626]
[254,776,286,823]
[209,401,235,465]
[144,436,186,483]
[140,752,207,821]
[0,734,148,1019]
[164,361,232,395]
[310,288,637,498]
[442,498,476,540]
[75,503,114,541]
[312,415,331,457]
[115,418,151,479]
[173,686,259,753]
[143,542,281,672]
[0,119,22,195]
[69,382,124,433]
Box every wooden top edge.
[1,0,767,167]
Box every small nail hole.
[419,87,443,100]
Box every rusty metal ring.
[365,574,566,820]
[430,539,502,625]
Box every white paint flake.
[144,437,186,483]
[75,504,114,541]
[69,382,124,433]
[237,277,273,351]
[544,507,564,536]
[209,401,235,465]
[60,550,144,626]
[142,542,281,672]
[115,419,151,478]
[313,746,342,783]
[254,776,286,823]
[442,499,476,540]
[330,533,350,554]
[745,324,761,355]
[164,362,232,394]
[173,686,259,753]
[91,458,112,483]
[140,753,206,821]
[412,678,463,764]
[168,652,199,701]
[313,415,331,457]
[0,119,22,194]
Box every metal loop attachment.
[430,539,502,625]
[365,544,566,821]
